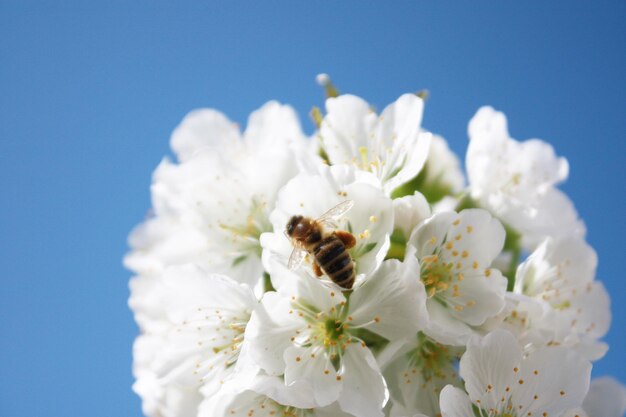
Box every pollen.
[358,229,371,239]
[466,225,473,233]
[452,284,460,297]
[369,215,378,223]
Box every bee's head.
[286,215,308,239]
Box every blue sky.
[0,2,624,416]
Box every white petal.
[284,346,341,407]
[321,94,377,165]
[245,292,302,375]
[159,265,256,323]
[409,211,457,259]
[170,108,240,162]
[199,390,279,417]
[562,408,588,417]
[244,101,305,151]
[513,346,591,416]
[568,280,611,339]
[439,385,476,417]
[349,258,428,341]
[133,369,203,417]
[337,344,387,417]
[583,377,626,417]
[271,264,346,313]
[516,236,597,296]
[245,373,319,410]
[375,94,428,194]
[460,330,521,409]
[421,133,466,194]
[423,299,474,346]
[392,191,431,239]
[449,209,506,267]
[445,269,507,326]
[384,337,461,417]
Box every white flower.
[385,333,463,417]
[245,257,428,417]
[261,164,393,289]
[440,329,592,417]
[407,209,508,345]
[466,106,585,248]
[170,101,305,162]
[199,388,355,417]
[131,265,257,417]
[132,335,204,417]
[125,102,306,287]
[318,94,431,195]
[486,293,571,350]
[514,236,610,359]
[564,377,626,417]
[419,133,465,197]
[392,191,432,240]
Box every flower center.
[323,317,345,343]
[352,146,385,176]
[181,307,251,383]
[420,254,454,298]
[406,332,459,381]
[228,396,313,417]
[290,298,376,371]
[218,196,272,259]
[306,309,348,354]
[210,315,248,365]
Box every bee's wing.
[316,200,354,228]
[287,247,308,271]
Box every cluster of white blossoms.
[126,76,625,417]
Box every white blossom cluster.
[126,77,625,417]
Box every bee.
[285,200,357,290]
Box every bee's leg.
[335,230,356,249]
[312,261,324,277]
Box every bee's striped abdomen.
[313,235,355,289]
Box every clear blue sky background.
[1,2,624,416]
